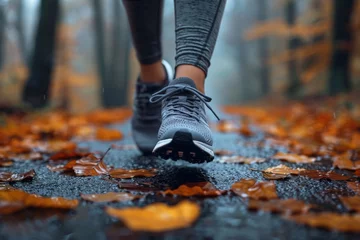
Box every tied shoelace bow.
[149,85,220,121]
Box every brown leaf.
[299,170,351,181]
[49,151,88,160]
[340,196,360,212]
[231,179,278,200]
[262,164,305,180]
[96,128,123,141]
[81,192,139,203]
[162,182,225,197]
[105,200,200,232]
[347,182,360,195]
[47,160,77,172]
[217,156,266,164]
[333,152,360,170]
[109,168,157,179]
[216,120,239,133]
[118,182,159,192]
[214,150,234,156]
[12,152,42,161]
[73,155,109,176]
[273,152,316,163]
[0,158,13,167]
[0,169,36,182]
[286,213,360,232]
[0,188,78,215]
[355,170,360,177]
[248,199,312,215]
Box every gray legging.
[122,0,226,76]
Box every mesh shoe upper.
[150,77,219,146]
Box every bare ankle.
[175,65,205,93]
[140,61,166,84]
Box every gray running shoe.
[131,60,173,154]
[150,77,219,163]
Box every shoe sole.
[153,131,214,163]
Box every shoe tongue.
[169,77,197,89]
[136,80,168,94]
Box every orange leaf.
[96,128,123,141]
[72,155,109,176]
[231,179,278,200]
[273,152,316,163]
[0,188,78,215]
[162,182,225,197]
[340,196,360,212]
[49,151,89,160]
[109,168,157,179]
[217,156,266,164]
[248,199,312,215]
[81,192,139,203]
[299,170,351,181]
[347,182,360,195]
[0,169,35,182]
[106,200,200,232]
[286,213,360,233]
[333,152,360,170]
[262,164,305,180]
[214,149,234,156]
[0,158,13,167]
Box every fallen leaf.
[73,155,109,176]
[0,188,78,215]
[12,152,42,161]
[118,182,159,192]
[262,164,305,179]
[105,200,200,232]
[216,120,239,133]
[273,152,316,163]
[109,168,157,179]
[333,152,360,170]
[162,182,225,197]
[347,182,360,195]
[355,170,360,177]
[286,213,360,232]
[248,199,312,215]
[231,179,278,200]
[0,158,13,167]
[0,169,36,182]
[217,156,266,164]
[214,150,234,156]
[47,160,77,172]
[96,128,123,141]
[299,170,351,181]
[81,192,139,203]
[340,196,360,212]
[49,151,89,160]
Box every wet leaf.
[216,120,239,133]
[109,168,157,179]
[262,164,305,180]
[273,152,316,163]
[340,196,360,212]
[106,200,200,232]
[81,192,139,203]
[347,182,360,195]
[162,182,225,197]
[47,160,77,172]
[96,128,123,141]
[0,158,13,167]
[299,170,351,181]
[12,152,42,161]
[0,188,78,215]
[248,199,312,215]
[0,169,36,182]
[214,149,234,156]
[355,170,360,177]
[118,182,159,192]
[217,156,266,164]
[333,152,360,170]
[286,213,360,232]
[49,151,89,161]
[72,155,109,176]
[231,179,278,200]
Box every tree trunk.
[285,0,300,96]
[0,3,5,71]
[328,0,354,95]
[16,0,28,66]
[22,0,60,108]
[91,0,107,106]
[257,0,269,95]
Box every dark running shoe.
[150,77,219,163]
[131,60,173,154]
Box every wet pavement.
[1,118,360,240]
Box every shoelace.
[149,85,220,121]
